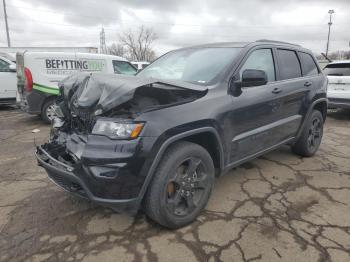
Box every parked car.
[0,56,17,105]
[36,40,327,228]
[16,52,137,123]
[131,61,150,71]
[324,60,350,109]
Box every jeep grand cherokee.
[36,40,327,228]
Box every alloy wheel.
[165,157,210,217]
[46,104,57,121]
[307,117,322,150]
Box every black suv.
[36,40,327,228]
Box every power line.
[8,14,350,39]
[6,4,350,29]
[6,4,105,22]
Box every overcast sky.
[0,0,349,56]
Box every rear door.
[0,58,16,99]
[272,49,310,141]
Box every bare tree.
[119,26,157,62]
[107,43,126,57]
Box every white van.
[17,52,137,122]
[0,56,17,105]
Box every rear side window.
[299,52,319,76]
[324,63,350,76]
[240,49,276,82]
[277,49,302,80]
[112,61,137,75]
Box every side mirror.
[241,69,268,87]
[9,64,16,72]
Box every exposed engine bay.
[52,73,207,136]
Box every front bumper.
[35,136,156,214]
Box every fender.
[296,98,328,139]
[137,127,224,199]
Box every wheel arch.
[41,95,56,112]
[296,98,327,139]
[313,100,327,122]
[138,127,224,200]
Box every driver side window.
[240,49,276,82]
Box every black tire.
[292,110,324,157]
[41,98,56,124]
[144,141,215,229]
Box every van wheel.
[292,110,323,157]
[41,98,56,124]
[144,141,215,229]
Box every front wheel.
[144,141,215,229]
[292,110,324,157]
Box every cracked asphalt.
[0,106,350,262]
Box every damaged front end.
[36,73,207,213]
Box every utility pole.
[2,0,11,47]
[326,9,334,57]
[99,28,107,54]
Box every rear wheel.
[41,98,56,124]
[292,110,323,157]
[144,141,215,229]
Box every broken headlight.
[92,120,144,139]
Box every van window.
[299,52,319,76]
[0,59,10,72]
[240,49,275,82]
[324,63,350,76]
[277,49,302,80]
[113,61,137,75]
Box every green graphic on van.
[33,83,59,95]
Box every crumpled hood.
[58,73,207,114]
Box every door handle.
[304,81,313,87]
[272,87,282,94]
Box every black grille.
[48,172,87,198]
[49,172,70,188]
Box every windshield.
[137,47,241,85]
[113,61,137,75]
[324,63,350,76]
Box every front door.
[228,48,284,163]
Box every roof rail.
[255,39,301,47]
